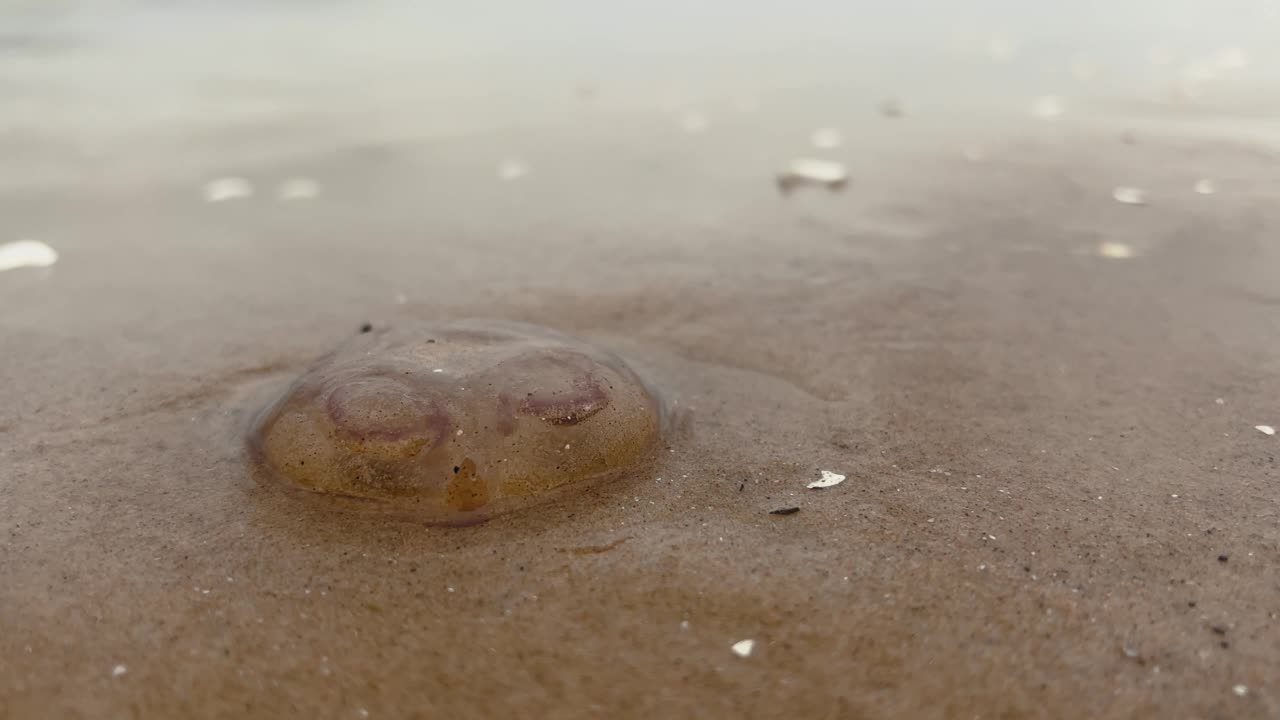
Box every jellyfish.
[248,320,667,524]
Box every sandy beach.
[3,3,1280,718]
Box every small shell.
[777,159,849,193]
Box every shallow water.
[4,0,1280,189]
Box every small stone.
[731,639,755,658]
[1194,179,1217,195]
[1233,684,1248,697]
[112,664,127,677]
[879,99,904,118]
[1254,425,1275,436]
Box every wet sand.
[4,4,1280,714]
[3,115,1279,718]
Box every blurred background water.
[3,0,1279,189]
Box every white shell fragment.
[807,470,847,489]
[679,111,710,134]
[0,239,58,272]
[1255,425,1276,436]
[985,35,1017,62]
[1214,48,1249,71]
[203,177,254,203]
[1112,187,1146,205]
[731,639,755,657]
[1071,57,1099,82]
[1194,179,1217,195]
[777,158,849,193]
[111,664,127,677]
[810,127,844,150]
[1097,242,1135,259]
[1148,47,1176,67]
[1030,95,1064,119]
[277,177,321,201]
[497,160,529,181]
